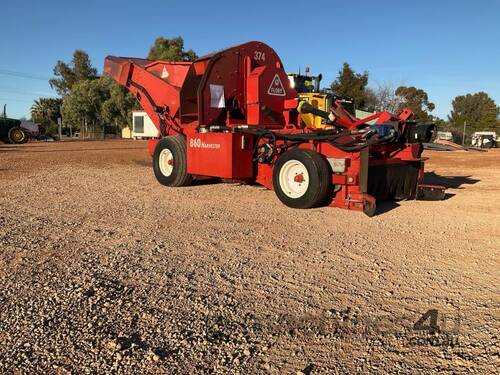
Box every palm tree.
[31,98,62,124]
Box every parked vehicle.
[437,131,453,141]
[0,117,29,144]
[104,41,445,216]
[471,131,497,149]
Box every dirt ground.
[0,140,498,374]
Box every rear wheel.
[153,135,193,187]
[8,127,27,144]
[273,148,331,208]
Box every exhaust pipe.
[314,74,322,93]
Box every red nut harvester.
[104,41,444,216]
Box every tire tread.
[153,135,193,187]
[273,148,331,209]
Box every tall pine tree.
[330,63,369,109]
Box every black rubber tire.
[20,132,30,144]
[8,127,27,144]
[272,148,331,209]
[153,135,193,187]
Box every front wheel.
[153,135,193,187]
[272,148,331,208]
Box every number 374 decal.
[254,51,265,61]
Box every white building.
[132,111,159,140]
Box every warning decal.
[267,74,286,96]
[161,66,169,79]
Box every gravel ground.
[0,140,498,374]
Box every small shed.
[121,127,132,139]
[132,111,159,140]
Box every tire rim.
[12,130,24,142]
[279,159,309,198]
[159,149,174,176]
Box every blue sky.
[1,0,499,119]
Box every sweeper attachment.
[104,41,444,216]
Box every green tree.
[147,36,197,62]
[395,86,435,122]
[331,63,369,109]
[433,117,449,130]
[31,97,63,133]
[100,75,139,128]
[448,92,499,132]
[62,76,138,136]
[61,78,109,136]
[49,50,98,96]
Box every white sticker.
[210,84,225,108]
[268,74,286,96]
[161,66,169,79]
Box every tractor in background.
[0,105,48,144]
[0,117,29,144]
[287,71,357,129]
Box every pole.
[58,117,62,140]
[462,121,467,145]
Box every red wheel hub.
[294,173,305,183]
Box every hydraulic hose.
[237,127,380,157]
[297,101,331,121]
